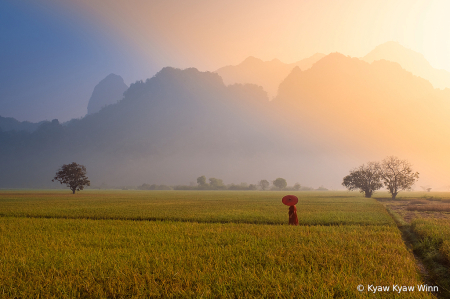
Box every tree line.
[174,176,324,191]
[342,156,419,199]
[51,163,326,193]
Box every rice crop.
[0,217,433,298]
[412,218,450,264]
[411,218,450,294]
[0,190,395,226]
[0,190,438,298]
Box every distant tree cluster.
[173,176,328,191]
[137,183,172,190]
[342,156,419,199]
[174,176,265,190]
[176,176,256,190]
[273,178,287,190]
[193,176,226,190]
[263,179,327,191]
[228,183,257,190]
[315,186,329,191]
[51,165,330,193]
[258,180,270,190]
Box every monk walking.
[288,205,298,225]
[282,195,299,225]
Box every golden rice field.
[0,190,393,225]
[0,190,440,298]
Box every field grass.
[0,217,433,298]
[378,194,450,297]
[0,190,394,226]
[0,190,439,298]
[411,218,450,293]
[412,218,450,263]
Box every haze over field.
[1,0,450,190]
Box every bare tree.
[52,162,90,194]
[342,162,382,198]
[380,156,419,199]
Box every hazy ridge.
[1,49,450,189]
[275,52,450,186]
[0,116,43,133]
[363,41,450,90]
[87,74,128,115]
[0,68,293,188]
[215,53,325,99]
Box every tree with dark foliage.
[52,162,90,194]
[342,162,382,198]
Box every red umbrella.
[282,195,298,206]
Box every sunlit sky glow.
[60,0,450,71]
[1,0,450,122]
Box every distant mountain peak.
[373,41,416,51]
[363,41,450,89]
[241,56,263,65]
[310,52,358,69]
[152,67,226,89]
[366,41,428,62]
[87,74,128,115]
[291,66,302,73]
[104,73,122,80]
[215,54,326,99]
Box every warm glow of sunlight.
[6,0,450,188]
[44,0,450,72]
[420,0,450,71]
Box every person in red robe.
[288,205,298,225]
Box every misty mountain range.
[3,41,449,135]
[0,116,44,133]
[363,41,450,90]
[215,53,326,99]
[1,42,450,189]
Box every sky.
[1,0,450,122]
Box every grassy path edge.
[385,206,449,298]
